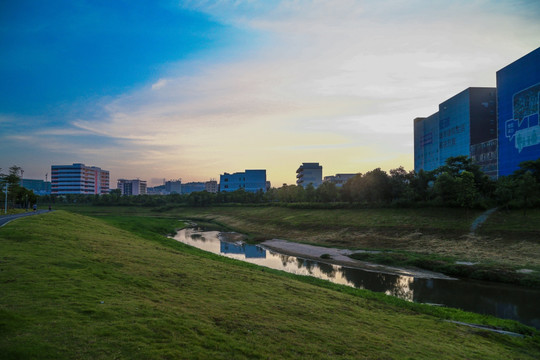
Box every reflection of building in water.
[220,242,266,258]
[385,276,414,302]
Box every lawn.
[1,210,539,359]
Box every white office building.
[51,163,109,195]
[117,179,147,195]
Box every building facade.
[296,163,322,188]
[497,47,540,177]
[414,88,497,177]
[205,180,218,193]
[414,113,440,172]
[181,182,206,194]
[165,180,182,194]
[117,179,147,195]
[22,179,51,195]
[323,173,357,187]
[219,170,267,193]
[51,163,109,195]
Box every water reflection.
[173,228,540,329]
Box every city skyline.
[1,1,540,186]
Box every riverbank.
[261,238,455,279]
[54,205,540,287]
[1,210,539,359]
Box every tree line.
[0,166,38,211]
[5,156,540,210]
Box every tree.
[515,171,540,214]
[341,173,363,202]
[362,168,392,204]
[316,182,339,202]
[494,176,517,211]
[341,169,391,204]
[433,172,458,205]
[304,183,316,202]
[389,166,415,203]
[513,158,540,182]
[409,169,435,202]
[456,171,478,209]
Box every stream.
[173,228,540,329]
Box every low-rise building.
[323,173,358,187]
[117,179,147,195]
[22,179,51,195]
[165,179,182,194]
[205,180,218,193]
[219,170,267,193]
[182,182,206,194]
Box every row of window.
[439,124,465,139]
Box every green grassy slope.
[1,210,538,359]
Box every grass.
[350,251,540,288]
[1,210,539,359]
[54,204,540,286]
[0,209,28,216]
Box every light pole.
[4,183,7,214]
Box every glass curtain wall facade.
[219,170,267,193]
[414,88,497,177]
[497,47,540,177]
[414,113,440,172]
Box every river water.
[173,228,540,329]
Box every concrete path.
[469,207,498,234]
[0,210,52,228]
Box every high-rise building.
[117,179,147,195]
[296,163,322,188]
[497,47,540,177]
[414,88,497,177]
[414,113,440,172]
[219,170,267,193]
[51,163,109,195]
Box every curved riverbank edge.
[261,238,456,280]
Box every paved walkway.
[0,210,52,227]
[469,207,498,234]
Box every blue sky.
[1,0,539,186]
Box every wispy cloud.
[3,1,539,184]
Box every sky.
[1,0,539,187]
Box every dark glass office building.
[497,47,540,177]
[414,88,497,176]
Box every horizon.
[1,1,540,186]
